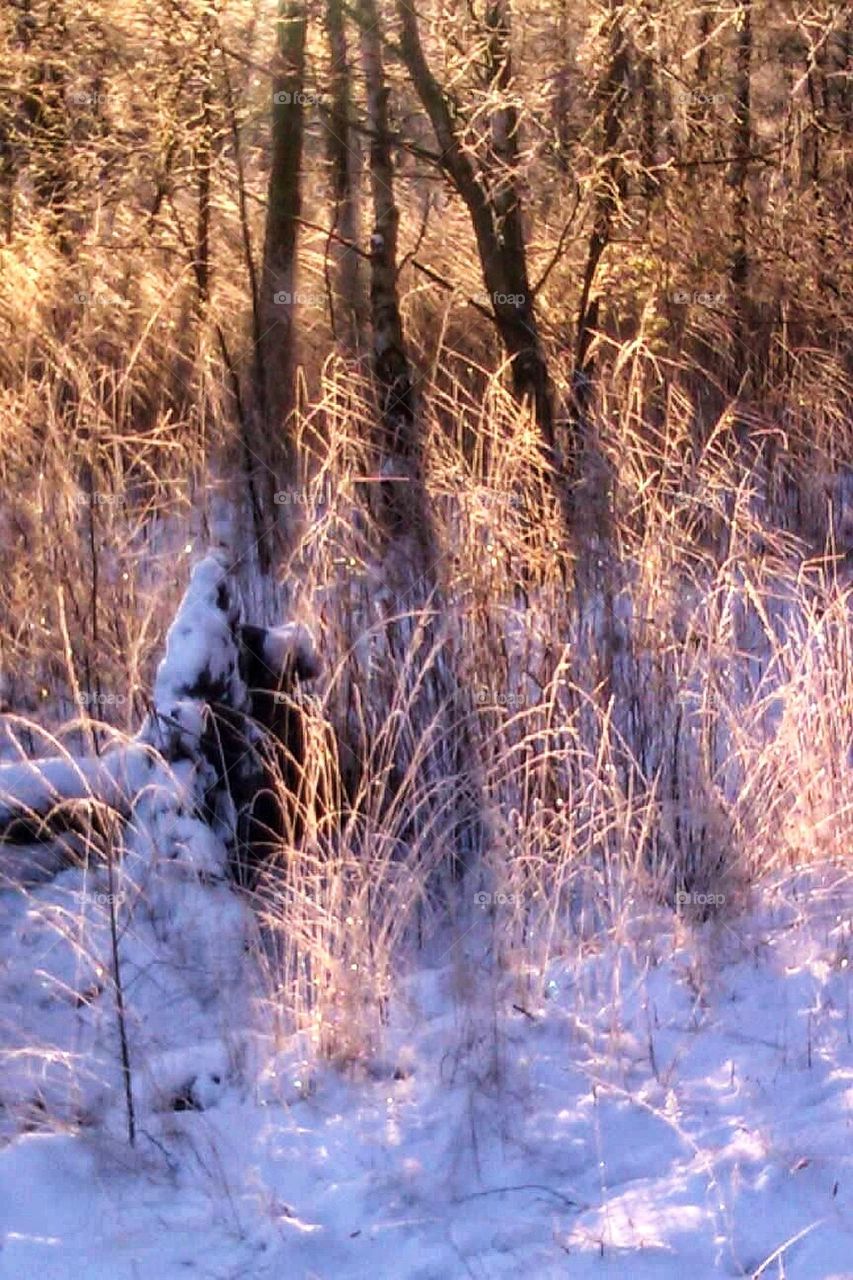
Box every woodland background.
[0,0,851,1039]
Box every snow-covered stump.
[110,552,259,1136]
[0,550,321,1140]
[0,553,320,885]
[134,552,260,879]
[112,551,321,1130]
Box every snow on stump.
[0,550,321,1136]
[117,551,320,1121]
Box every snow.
[2,866,852,1278]
[262,623,321,682]
[151,551,246,722]
[0,552,255,1159]
[1,548,850,1275]
[0,746,155,834]
[0,548,250,862]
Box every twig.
[532,185,583,297]
[451,1183,582,1208]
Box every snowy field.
[2,864,852,1279]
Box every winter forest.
[0,0,852,1274]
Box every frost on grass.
[3,872,853,1278]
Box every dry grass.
[1,18,851,1100]
[1,284,851,1075]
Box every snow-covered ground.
[2,864,852,1279]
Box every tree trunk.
[572,0,629,421]
[729,0,752,384]
[395,0,562,478]
[686,2,716,183]
[359,0,420,543]
[553,0,573,173]
[639,36,658,205]
[0,110,14,243]
[259,0,307,506]
[356,8,421,536]
[192,21,214,311]
[353,0,482,878]
[324,0,362,348]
